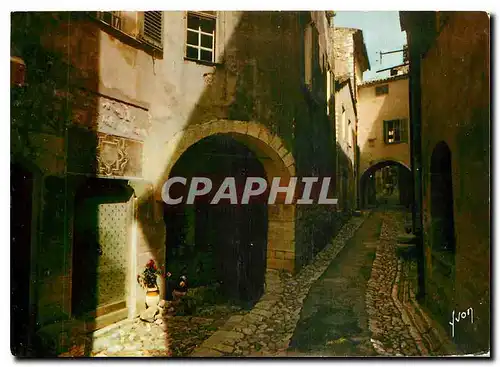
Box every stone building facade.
[357,73,412,207]
[11,11,338,355]
[332,27,370,211]
[400,11,490,353]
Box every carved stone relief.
[67,127,143,178]
[96,133,143,178]
[97,97,152,140]
[70,90,152,141]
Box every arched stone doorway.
[430,142,456,254]
[158,120,297,305]
[360,159,412,208]
[427,141,456,326]
[164,135,269,304]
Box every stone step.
[396,243,416,250]
[395,243,417,259]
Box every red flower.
[139,259,172,288]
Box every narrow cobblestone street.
[367,210,455,356]
[59,208,454,357]
[287,211,380,356]
[365,210,422,356]
[190,215,366,357]
[286,208,453,357]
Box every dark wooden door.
[214,202,267,304]
[10,164,34,356]
[241,201,267,303]
[72,180,132,318]
[165,135,268,305]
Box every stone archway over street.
[360,159,412,208]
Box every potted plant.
[137,259,170,308]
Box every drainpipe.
[408,41,425,301]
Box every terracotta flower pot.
[145,286,160,308]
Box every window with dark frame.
[383,119,408,144]
[347,120,352,148]
[375,84,389,96]
[326,69,332,115]
[311,29,319,91]
[341,105,346,140]
[304,23,313,88]
[186,12,217,63]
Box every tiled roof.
[358,73,409,87]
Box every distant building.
[332,27,370,211]
[357,72,412,208]
[401,11,490,353]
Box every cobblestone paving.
[287,211,381,356]
[191,215,366,357]
[59,305,245,357]
[60,209,454,358]
[59,215,365,358]
[365,210,422,356]
[365,209,455,357]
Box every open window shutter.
[141,11,163,49]
[400,118,408,142]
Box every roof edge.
[358,73,409,87]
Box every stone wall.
[418,12,490,353]
[333,28,355,84]
[11,11,337,345]
[333,27,368,102]
[334,80,357,211]
[292,11,337,270]
[333,27,367,212]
